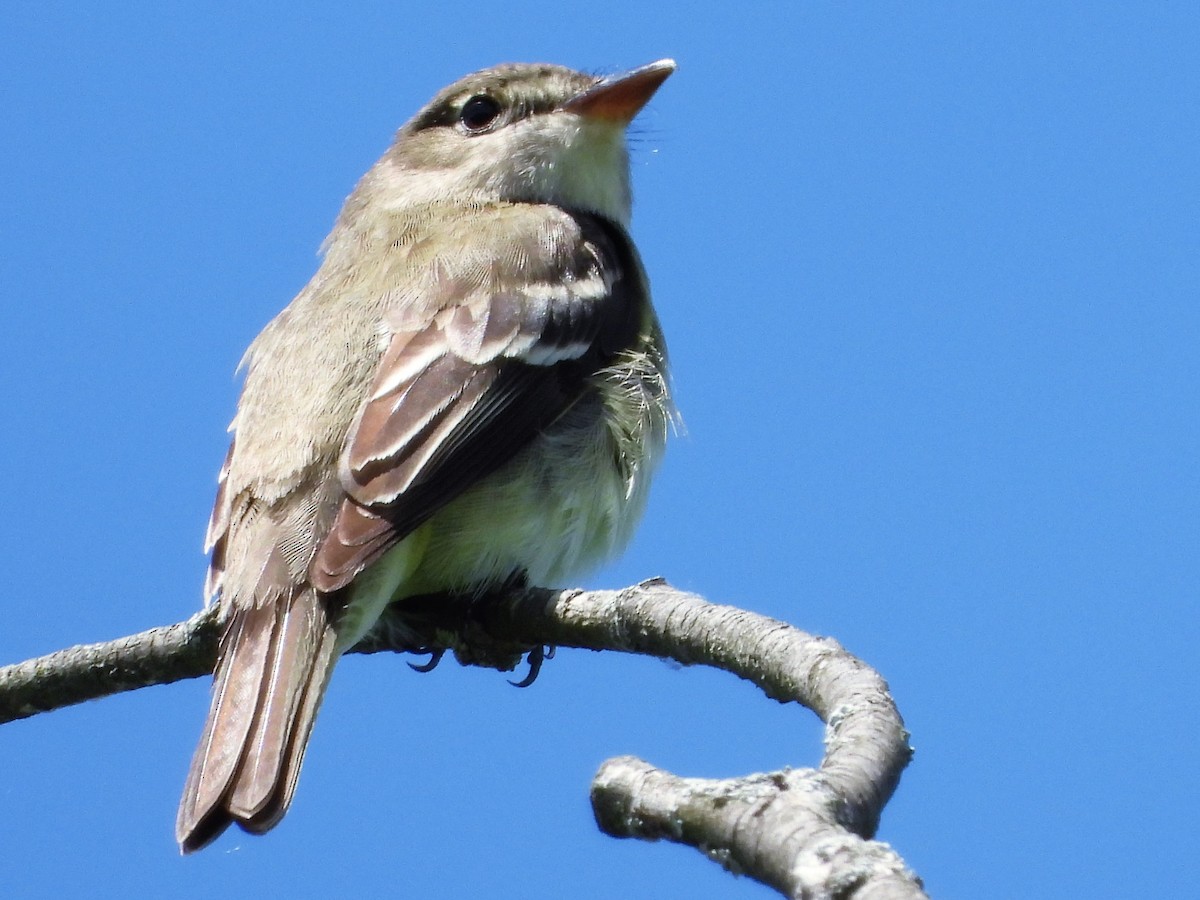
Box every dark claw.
[408,648,446,673]
[508,645,551,688]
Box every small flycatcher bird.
[176,60,675,852]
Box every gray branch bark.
[0,578,925,899]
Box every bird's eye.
[458,95,502,133]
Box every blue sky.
[2,3,1196,897]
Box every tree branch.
[0,578,924,899]
[0,608,221,723]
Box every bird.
[175,59,676,853]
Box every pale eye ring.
[459,95,502,133]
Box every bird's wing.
[310,209,646,592]
[202,441,235,602]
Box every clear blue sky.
[2,4,1196,897]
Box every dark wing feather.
[310,212,645,593]
[203,441,235,600]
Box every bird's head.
[362,60,675,228]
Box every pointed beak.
[563,58,676,124]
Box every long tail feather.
[176,590,338,853]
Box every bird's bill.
[563,58,676,124]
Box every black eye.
[458,95,502,133]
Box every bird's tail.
[176,588,338,853]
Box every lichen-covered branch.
[0,579,924,898]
